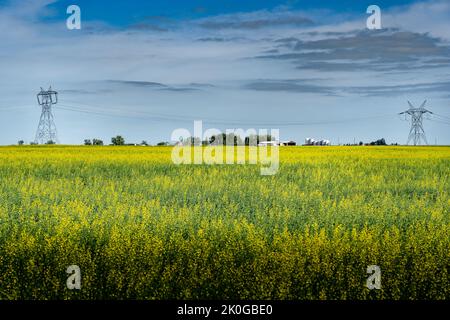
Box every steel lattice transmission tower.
[399,100,432,146]
[35,87,59,144]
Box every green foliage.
[369,138,387,146]
[111,136,125,146]
[93,139,103,146]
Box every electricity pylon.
[399,100,432,146]
[35,87,59,144]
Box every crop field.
[0,146,448,300]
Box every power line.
[56,105,176,123]
[434,113,450,121]
[430,119,450,126]
[0,99,405,127]
[56,101,395,127]
[0,105,33,111]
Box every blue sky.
[0,0,449,145]
[39,0,416,23]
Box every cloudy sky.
[0,0,449,145]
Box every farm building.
[258,140,297,146]
[304,138,330,146]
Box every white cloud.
[383,0,450,41]
[0,0,449,145]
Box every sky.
[0,0,449,145]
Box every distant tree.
[190,137,202,146]
[369,138,387,146]
[46,140,56,145]
[84,139,92,145]
[373,138,386,145]
[245,135,258,146]
[359,141,363,146]
[209,133,226,145]
[111,135,125,146]
[208,133,247,146]
[225,133,244,146]
[93,139,103,146]
[18,140,24,145]
[157,141,169,146]
[30,142,37,145]
[141,140,148,146]
[198,133,269,146]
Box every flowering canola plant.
[0,146,448,300]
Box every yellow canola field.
[0,146,448,299]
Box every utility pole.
[35,87,59,144]
[399,100,432,146]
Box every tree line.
[17,136,396,146]
[178,133,275,146]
